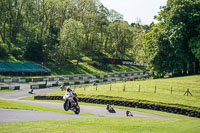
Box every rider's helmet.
[67,86,72,92]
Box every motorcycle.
[63,94,80,115]
[28,89,34,94]
[126,110,133,117]
[106,104,116,113]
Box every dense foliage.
[146,0,200,77]
[0,0,199,77]
[0,0,149,63]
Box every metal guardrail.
[0,71,149,83]
[0,85,20,90]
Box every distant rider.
[60,84,66,91]
[106,104,115,113]
[126,110,133,116]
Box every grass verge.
[0,90,14,92]
[0,99,94,116]
[20,96,195,120]
[10,96,200,133]
[42,75,200,111]
[0,116,200,133]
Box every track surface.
[0,83,174,123]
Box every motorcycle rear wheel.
[74,104,80,114]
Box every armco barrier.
[30,84,47,89]
[0,71,150,83]
[34,96,200,118]
[0,85,20,90]
[34,76,144,89]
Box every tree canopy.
[146,0,200,77]
[0,0,199,76]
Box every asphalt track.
[0,83,174,123]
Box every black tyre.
[63,101,70,111]
[74,104,80,114]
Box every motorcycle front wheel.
[63,100,70,111]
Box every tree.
[131,23,149,65]
[0,0,25,45]
[147,0,200,77]
[107,20,133,59]
[24,39,44,61]
[58,19,85,65]
[0,43,9,58]
[0,0,141,66]
[108,9,123,22]
[189,25,200,61]
[189,24,200,73]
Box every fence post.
[123,84,126,92]
[154,85,156,93]
[84,87,85,91]
[170,86,172,95]
[138,85,140,92]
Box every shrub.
[10,46,23,60]
[0,43,9,57]
[89,61,101,68]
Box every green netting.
[5,62,31,71]
[0,62,48,73]
[23,63,44,71]
[0,63,14,71]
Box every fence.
[77,80,200,96]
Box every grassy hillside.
[47,63,144,75]
[0,56,144,76]
[44,75,200,111]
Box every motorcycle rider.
[126,110,133,116]
[60,84,66,91]
[63,86,78,104]
[106,104,115,113]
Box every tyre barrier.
[34,96,200,118]
[34,96,62,100]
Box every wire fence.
[78,80,200,96]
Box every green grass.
[48,63,143,75]
[43,75,200,111]
[0,99,93,116]
[19,96,35,100]
[0,89,14,92]
[3,95,200,133]
[21,96,197,120]
[0,117,200,133]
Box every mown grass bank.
[0,99,92,116]
[2,95,200,133]
[43,75,200,111]
[0,117,200,133]
[0,90,14,92]
[0,63,143,78]
[47,63,144,75]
